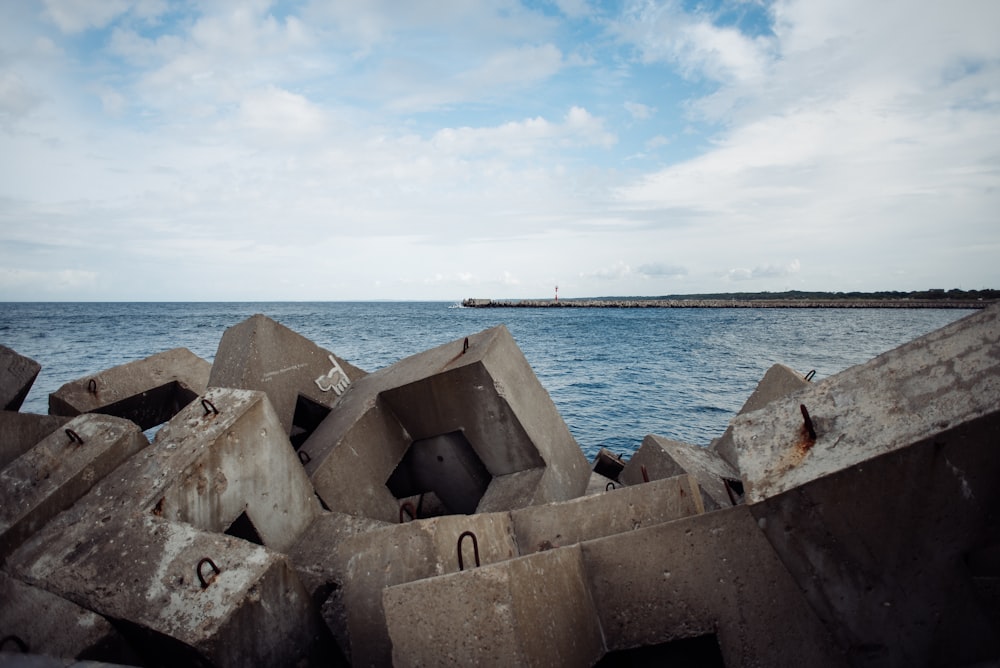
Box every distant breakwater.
[462,298,990,309]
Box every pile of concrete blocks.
[2,306,998,666]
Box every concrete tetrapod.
[207,314,366,444]
[620,434,741,509]
[49,347,211,431]
[0,412,70,470]
[732,304,1000,666]
[301,325,590,522]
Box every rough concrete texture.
[207,314,366,437]
[748,417,1000,666]
[8,513,328,668]
[384,544,605,667]
[336,512,518,665]
[0,571,133,662]
[510,473,703,553]
[0,413,147,562]
[712,362,811,470]
[733,304,999,503]
[49,347,210,430]
[0,412,70,469]
[302,325,590,522]
[621,434,739,510]
[582,505,845,666]
[0,345,41,412]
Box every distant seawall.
[462,298,990,309]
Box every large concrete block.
[144,387,320,552]
[0,345,41,412]
[510,473,703,553]
[49,348,210,430]
[581,505,845,666]
[8,513,328,668]
[302,325,590,522]
[712,363,811,470]
[384,544,605,667]
[0,412,70,469]
[0,413,146,562]
[730,305,1000,666]
[621,434,740,510]
[336,512,518,665]
[0,572,134,662]
[207,314,366,442]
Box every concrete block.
[337,512,518,665]
[146,387,321,552]
[0,413,146,562]
[49,348,210,430]
[732,304,1000,503]
[287,511,391,657]
[621,434,740,510]
[581,505,845,666]
[730,305,1000,665]
[302,325,590,521]
[0,412,70,469]
[384,544,605,667]
[712,363,811,470]
[511,474,703,553]
[8,513,328,668]
[0,571,134,662]
[207,314,366,441]
[592,447,625,480]
[0,345,41,412]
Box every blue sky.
[1,0,997,301]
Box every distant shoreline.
[462,298,990,309]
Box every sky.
[0,0,998,301]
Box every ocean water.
[0,302,974,460]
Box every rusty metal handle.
[605,481,617,491]
[87,378,97,394]
[0,635,28,653]
[457,531,480,571]
[201,398,218,416]
[804,369,816,382]
[197,557,221,589]
[65,428,84,445]
[640,465,649,483]
[297,450,311,465]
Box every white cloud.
[726,259,800,282]
[624,101,654,120]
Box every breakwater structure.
[463,297,993,308]
[1,306,999,666]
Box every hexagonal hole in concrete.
[386,430,492,517]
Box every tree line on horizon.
[593,289,999,302]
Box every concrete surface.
[49,348,210,430]
[384,544,605,667]
[0,345,41,412]
[712,363,812,470]
[0,412,70,469]
[621,434,740,510]
[0,413,146,562]
[207,314,366,439]
[302,325,590,522]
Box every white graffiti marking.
[314,355,351,396]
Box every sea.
[0,302,975,460]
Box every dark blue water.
[0,302,973,459]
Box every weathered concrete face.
[384,544,605,667]
[1,345,41,413]
[733,305,1000,502]
[730,306,1000,665]
[8,514,327,668]
[302,325,590,522]
[0,412,70,469]
[0,571,134,662]
[0,413,147,562]
[48,347,211,430]
[510,473,703,553]
[621,434,740,510]
[149,387,320,552]
[207,314,366,440]
[712,362,811,470]
[581,505,845,666]
[336,512,518,665]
